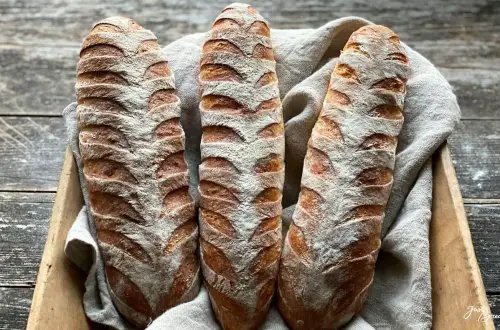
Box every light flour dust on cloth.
[63,16,460,329]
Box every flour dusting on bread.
[278,24,411,330]
[198,3,285,330]
[76,16,199,328]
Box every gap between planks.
[0,189,57,194]
[2,191,498,203]
[460,118,500,121]
[0,284,35,288]
[464,199,500,205]
[0,114,63,118]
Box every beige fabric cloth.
[63,16,460,329]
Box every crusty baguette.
[76,17,199,328]
[277,25,411,329]
[197,3,285,330]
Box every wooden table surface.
[0,0,499,328]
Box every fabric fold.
[63,16,460,329]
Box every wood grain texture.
[486,294,500,328]
[0,287,34,330]
[0,0,499,118]
[438,68,500,120]
[0,45,77,116]
[0,117,66,191]
[1,117,498,200]
[1,0,499,46]
[466,204,500,292]
[0,192,54,286]
[2,46,496,118]
[449,120,500,199]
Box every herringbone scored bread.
[198,3,285,330]
[277,25,411,329]
[76,17,199,328]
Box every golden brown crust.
[278,25,411,329]
[198,3,285,330]
[76,16,199,328]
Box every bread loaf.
[277,25,411,329]
[198,3,285,330]
[76,17,199,328]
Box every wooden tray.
[25,144,494,329]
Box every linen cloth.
[63,16,460,329]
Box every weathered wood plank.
[0,192,55,203]
[1,0,499,46]
[0,0,499,118]
[449,120,500,200]
[0,287,34,330]
[2,45,499,118]
[0,45,77,116]
[438,68,500,120]
[487,294,500,328]
[0,117,66,191]
[0,116,498,199]
[0,193,55,286]
[466,204,500,293]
